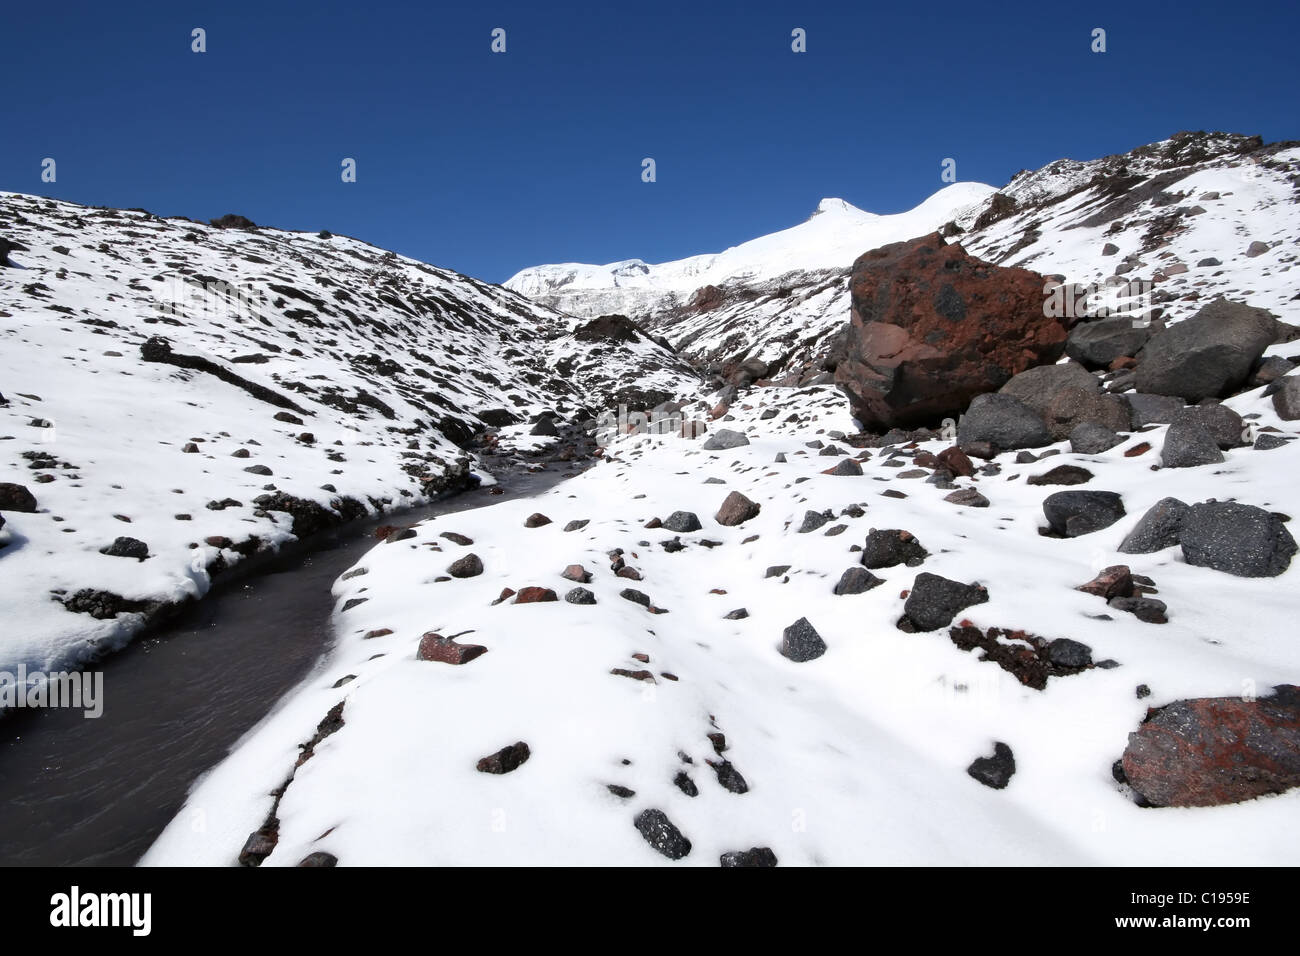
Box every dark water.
[0,466,574,866]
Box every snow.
[144,382,1300,866]
[0,193,701,676]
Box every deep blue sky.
[2,0,1297,283]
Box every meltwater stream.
[0,465,575,866]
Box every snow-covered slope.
[144,382,1300,866]
[0,194,702,675]
[507,133,1300,385]
[505,183,996,321]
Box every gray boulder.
[903,572,989,631]
[1066,318,1151,369]
[1118,497,1191,554]
[662,511,702,533]
[957,393,1051,450]
[702,428,750,451]
[1042,491,1126,537]
[1134,298,1279,400]
[1272,375,1300,421]
[1069,422,1123,454]
[1160,417,1225,468]
[1000,362,1099,412]
[1176,404,1245,450]
[781,617,827,662]
[1128,393,1186,427]
[1179,501,1297,577]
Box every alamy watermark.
[0,666,103,718]
[152,275,265,323]
[1043,278,1155,327]
[592,404,705,445]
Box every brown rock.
[1122,687,1300,807]
[1076,565,1134,601]
[561,564,591,583]
[834,233,1068,429]
[514,586,558,604]
[417,632,488,665]
[715,490,761,526]
[476,741,531,774]
[936,446,976,477]
[524,512,552,528]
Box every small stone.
[967,742,1016,789]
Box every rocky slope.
[0,194,703,674]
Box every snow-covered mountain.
[506,182,996,321]
[508,133,1300,385]
[0,194,702,674]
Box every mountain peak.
[810,197,860,217]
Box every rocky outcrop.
[1134,298,1281,401]
[834,233,1070,429]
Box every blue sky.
[2,0,1297,283]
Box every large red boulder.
[834,233,1070,429]
[1121,686,1300,807]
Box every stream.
[0,464,576,866]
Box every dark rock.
[1160,417,1225,468]
[620,588,652,608]
[1272,376,1300,421]
[0,482,37,513]
[476,741,531,774]
[564,587,597,605]
[702,428,750,451]
[100,536,149,560]
[1118,497,1191,554]
[1128,393,1186,427]
[710,759,749,794]
[861,528,928,568]
[673,771,699,797]
[524,512,552,528]
[296,852,338,867]
[834,567,883,595]
[957,393,1052,450]
[662,511,702,533]
[1069,422,1123,454]
[781,617,827,662]
[1046,638,1092,668]
[633,809,692,860]
[1042,490,1125,537]
[1179,501,1297,577]
[1135,297,1279,400]
[720,847,778,867]
[723,608,749,620]
[943,488,989,508]
[903,573,988,631]
[1026,464,1094,486]
[440,531,473,546]
[1109,596,1168,624]
[967,742,1016,789]
[797,510,831,533]
[824,458,863,476]
[447,553,484,578]
[1067,317,1151,369]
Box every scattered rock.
[1160,416,1225,468]
[1118,497,1191,554]
[1135,297,1280,401]
[564,587,597,605]
[834,567,883,595]
[967,742,1016,789]
[515,587,559,603]
[99,536,148,560]
[1042,490,1125,537]
[715,491,760,526]
[524,512,552,528]
[720,847,778,867]
[476,741,531,774]
[702,429,750,451]
[447,553,484,578]
[780,617,827,662]
[902,573,988,631]
[861,528,928,568]
[633,809,692,860]
[662,511,702,533]
[0,482,37,513]
[957,393,1051,450]
[417,633,487,665]
[1179,501,1297,577]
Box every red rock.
[1076,565,1134,601]
[1124,441,1152,457]
[834,233,1068,429]
[362,628,393,639]
[936,447,976,477]
[632,653,650,663]
[417,632,488,665]
[616,566,643,581]
[491,587,516,605]
[1122,687,1300,807]
[1109,355,1138,371]
[514,586,558,604]
[715,491,761,526]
